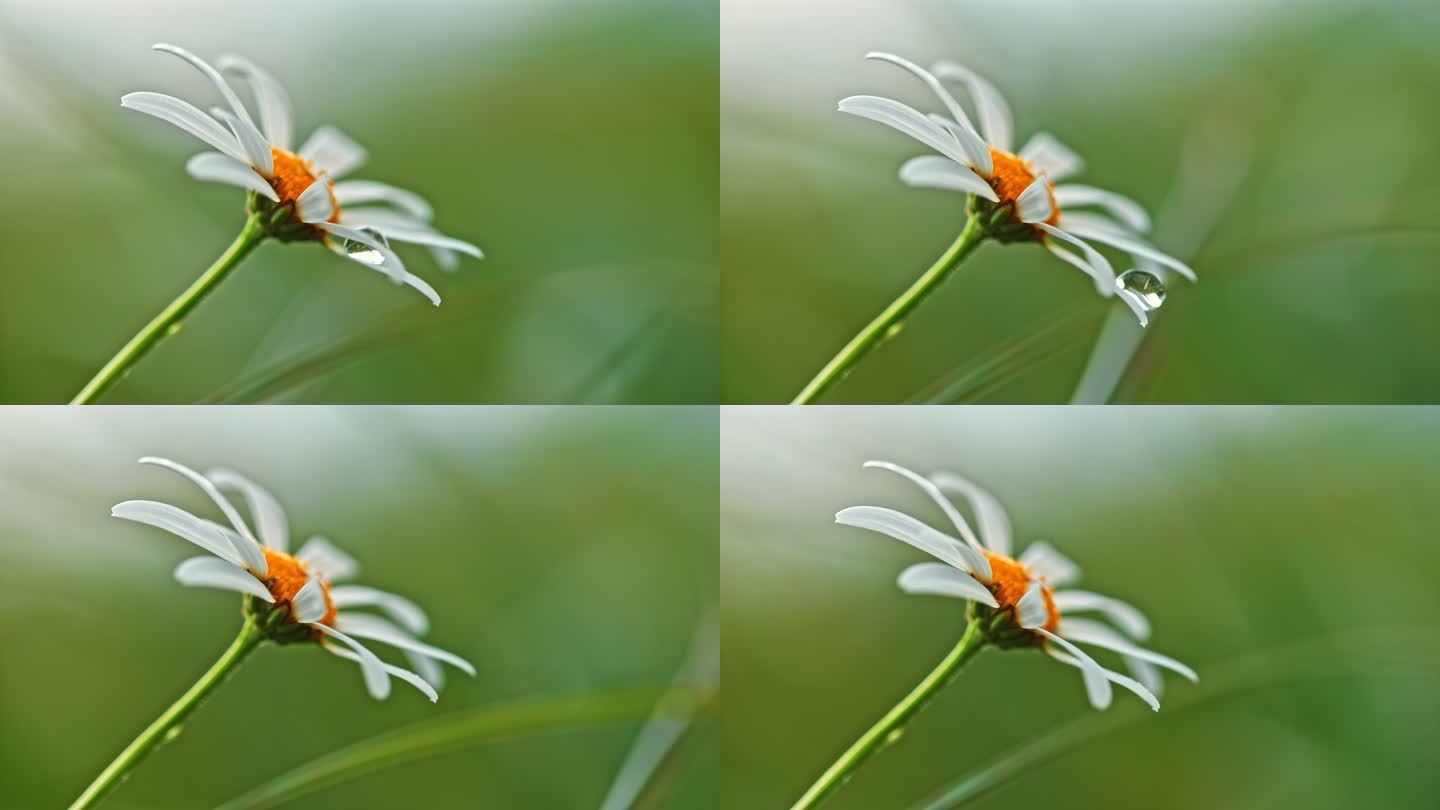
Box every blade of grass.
[214,684,712,810]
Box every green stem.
[790,621,987,810]
[68,620,265,810]
[70,216,267,404]
[791,216,987,404]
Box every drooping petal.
[335,614,475,675]
[1049,650,1159,710]
[1019,132,1084,182]
[835,506,992,579]
[338,208,464,271]
[296,536,359,582]
[897,155,998,201]
[291,577,329,623]
[317,222,443,306]
[1018,541,1081,587]
[932,61,1014,152]
[332,180,434,221]
[838,95,981,173]
[1015,177,1054,224]
[299,126,368,179]
[862,461,984,550]
[330,585,430,635]
[216,54,294,150]
[112,500,249,568]
[120,92,249,164]
[136,457,267,575]
[173,556,274,602]
[1058,618,1198,682]
[1036,224,1116,292]
[1016,582,1050,629]
[184,152,278,201]
[927,472,1013,557]
[314,624,391,699]
[205,467,290,552]
[1056,218,1197,282]
[896,562,998,607]
[1037,628,1112,709]
[295,176,336,223]
[405,650,446,691]
[1053,185,1151,233]
[355,223,483,261]
[151,44,273,173]
[1116,286,1152,327]
[863,53,992,174]
[326,647,438,702]
[1052,590,1151,640]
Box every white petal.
[838,95,982,173]
[1015,177,1054,224]
[896,562,998,607]
[406,650,446,691]
[338,209,464,271]
[1018,541,1081,587]
[1052,590,1151,640]
[318,222,443,306]
[1050,651,1159,710]
[136,457,267,575]
[153,44,255,125]
[835,505,992,580]
[295,177,336,224]
[862,460,984,550]
[359,223,483,260]
[206,467,290,552]
[315,624,391,699]
[120,92,248,163]
[207,107,274,176]
[332,180,434,221]
[927,472,1013,557]
[932,62,1013,151]
[1116,288,1152,327]
[296,536,359,581]
[330,585,430,635]
[863,53,992,174]
[299,126,368,179]
[1015,582,1050,629]
[335,614,475,675]
[185,152,278,201]
[1019,132,1084,182]
[173,556,274,602]
[1056,220,1197,282]
[1058,618,1198,682]
[291,577,329,623]
[897,156,998,201]
[1036,224,1116,292]
[216,54,294,150]
[327,647,438,702]
[151,44,273,173]
[1053,185,1151,233]
[1037,628,1112,710]
[112,500,248,568]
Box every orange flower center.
[983,550,1059,633]
[987,147,1059,227]
[261,547,336,627]
[268,146,339,223]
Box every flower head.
[840,53,1196,325]
[112,456,475,701]
[122,43,484,306]
[837,460,1196,710]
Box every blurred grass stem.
[70,215,267,404]
[791,216,986,404]
[790,621,985,809]
[67,619,265,810]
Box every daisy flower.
[122,43,483,306]
[840,53,1195,325]
[837,460,1196,710]
[112,456,474,701]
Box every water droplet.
[1117,269,1166,310]
[162,725,183,743]
[883,728,905,746]
[165,322,183,337]
[884,322,905,340]
[343,238,385,267]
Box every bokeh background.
[722,0,1440,403]
[0,0,717,403]
[723,407,1440,809]
[0,406,717,808]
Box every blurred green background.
[721,0,1440,403]
[722,406,1440,808]
[0,0,716,404]
[0,406,717,808]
